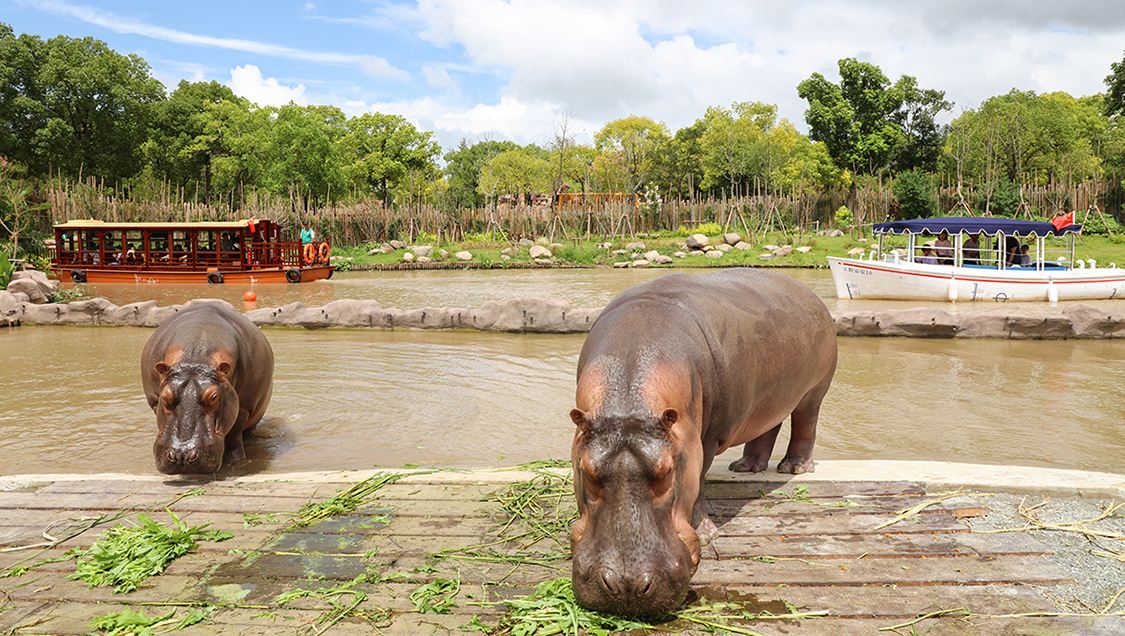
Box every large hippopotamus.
[141,303,274,475]
[568,270,837,616]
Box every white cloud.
[227,65,308,107]
[23,0,408,79]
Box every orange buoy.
[243,290,257,302]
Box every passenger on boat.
[917,243,939,265]
[963,233,981,266]
[934,231,954,265]
[1019,245,1032,267]
[300,222,316,245]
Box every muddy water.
[1,327,1121,475]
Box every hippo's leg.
[777,385,828,475]
[729,423,783,473]
[693,446,720,546]
[224,409,251,464]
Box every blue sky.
[5,1,1124,151]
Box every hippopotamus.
[141,303,274,474]
[568,270,837,616]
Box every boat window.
[170,231,189,265]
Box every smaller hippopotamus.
[569,270,837,616]
[141,303,274,475]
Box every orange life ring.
[317,242,330,264]
[303,242,316,264]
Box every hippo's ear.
[216,361,232,381]
[154,362,170,377]
[569,409,590,429]
[660,408,679,430]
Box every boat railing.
[51,240,311,271]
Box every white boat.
[829,217,1125,302]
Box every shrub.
[985,174,1021,217]
[834,206,853,228]
[893,170,937,219]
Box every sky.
[4,0,1125,151]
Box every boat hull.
[52,266,334,285]
[828,257,1125,302]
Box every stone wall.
[2,291,1123,338]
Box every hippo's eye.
[201,386,219,407]
[650,456,674,497]
[578,456,603,502]
[160,387,176,411]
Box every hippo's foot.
[729,455,770,473]
[224,438,247,465]
[694,515,719,547]
[777,456,815,474]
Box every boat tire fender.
[285,268,302,284]
[207,271,224,285]
[70,269,87,283]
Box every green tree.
[337,112,440,208]
[892,76,952,171]
[892,169,936,218]
[593,116,669,193]
[0,24,43,171]
[478,148,551,204]
[263,104,348,209]
[443,139,519,208]
[1106,51,1125,118]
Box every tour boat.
[828,217,1125,302]
[49,219,334,284]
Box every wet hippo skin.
[568,270,838,616]
[141,303,274,475]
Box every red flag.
[1051,211,1074,231]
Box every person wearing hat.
[918,242,939,265]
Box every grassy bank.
[331,230,1125,270]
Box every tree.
[892,169,936,218]
[593,116,669,193]
[337,112,440,208]
[263,104,348,209]
[443,139,520,208]
[478,148,550,204]
[891,76,952,171]
[0,24,43,172]
[1106,51,1125,118]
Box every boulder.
[501,247,514,256]
[529,245,553,259]
[705,250,723,259]
[796,246,812,253]
[688,250,705,257]
[379,243,395,253]
[412,245,433,258]
[702,245,715,252]
[828,229,845,237]
[876,308,959,338]
[465,298,590,333]
[6,278,47,304]
[763,244,779,251]
[773,245,793,257]
[245,302,305,327]
[1064,304,1125,338]
[833,311,884,337]
[654,255,674,265]
[625,241,646,251]
[613,261,629,268]
[611,249,627,256]
[686,234,710,249]
[758,253,775,260]
[723,232,741,245]
[291,299,387,329]
[500,254,511,261]
[402,252,415,262]
[847,247,866,257]
[62,298,117,325]
[518,238,535,247]
[416,256,432,263]
[734,241,753,251]
[533,258,553,265]
[643,250,660,261]
[439,249,449,258]
[455,251,473,261]
[632,259,650,268]
[673,251,686,258]
[12,270,58,297]
[10,291,28,303]
[389,240,406,250]
[22,302,69,324]
[0,291,23,326]
[597,242,614,249]
[385,307,467,329]
[716,244,732,253]
[105,300,159,326]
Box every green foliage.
[834,206,854,227]
[409,576,461,614]
[593,116,669,193]
[1106,51,1125,118]
[90,606,215,635]
[986,173,1022,217]
[892,170,937,219]
[48,285,85,303]
[0,246,11,288]
[288,471,410,529]
[478,148,552,201]
[552,242,601,264]
[71,512,232,594]
[1077,211,1122,236]
[444,140,521,208]
[693,222,723,235]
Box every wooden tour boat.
[49,219,333,284]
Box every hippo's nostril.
[166,449,179,463]
[599,569,619,595]
[185,450,199,463]
[638,573,653,597]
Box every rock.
[378,243,394,254]
[705,250,723,259]
[643,250,660,261]
[465,298,594,333]
[828,229,845,238]
[368,248,381,255]
[290,299,386,329]
[686,234,710,249]
[773,245,793,257]
[632,259,650,267]
[1064,304,1125,338]
[0,291,23,326]
[611,249,627,256]
[758,253,775,260]
[723,232,741,245]
[403,252,415,262]
[763,244,779,251]
[389,240,406,250]
[734,241,753,251]
[533,258,553,265]
[106,300,159,326]
[688,250,706,257]
[702,245,715,252]
[412,245,433,258]
[21,302,69,324]
[625,241,646,251]
[654,255,674,265]
[529,245,552,259]
[501,247,514,256]
[673,251,686,258]
[10,291,28,303]
[858,237,867,242]
[518,238,535,247]
[416,256,432,263]
[847,247,866,257]
[439,249,449,258]
[7,278,47,304]
[245,301,304,327]
[62,298,117,325]
[796,246,812,253]
[876,308,959,338]
[455,251,473,261]
[613,261,629,268]
[501,254,511,261]
[716,244,732,253]
[597,242,613,249]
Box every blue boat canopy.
[872,217,1081,237]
